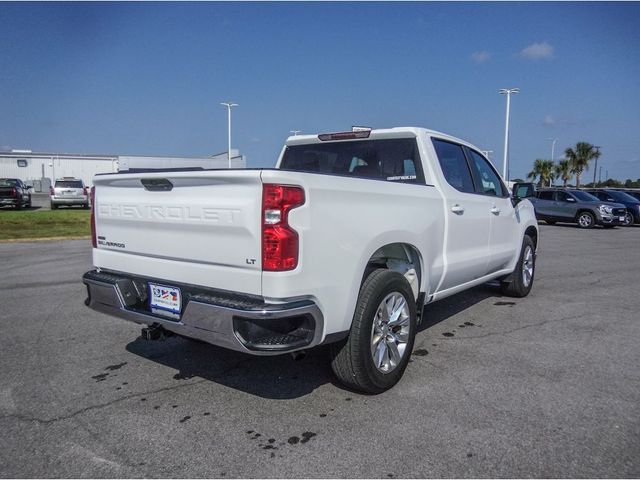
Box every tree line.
[524,142,602,188]
[521,143,640,189]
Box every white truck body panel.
[85,126,538,354]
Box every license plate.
[149,283,181,315]
[619,216,625,221]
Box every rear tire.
[329,269,417,394]
[51,203,57,210]
[577,211,595,229]
[27,195,32,208]
[501,235,535,298]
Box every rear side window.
[432,139,475,193]
[556,191,572,202]
[467,149,507,197]
[537,191,554,200]
[55,180,83,188]
[280,138,425,184]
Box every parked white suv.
[50,178,89,209]
[83,127,539,393]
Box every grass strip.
[0,209,91,240]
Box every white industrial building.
[0,149,246,192]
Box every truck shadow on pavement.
[125,283,503,399]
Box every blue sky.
[1,2,639,181]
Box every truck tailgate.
[92,170,263,295]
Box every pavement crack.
[0,357,253,426]
[0,379,206,425]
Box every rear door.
[92,170,264,295]
[431,138,491,290]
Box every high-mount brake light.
[318,130,371,141]
[262,184,305,271]
[90,186,97,248]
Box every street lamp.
[220,102,239,168]
[548,137,558,162]
[499,88,519,181]
[592,145,601,187]
[290,130,301,136]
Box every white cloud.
[471,51,491,63]
[519,42,554,60]
[543,115,555,126]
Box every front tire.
[577,211,595,229]
[501,235,535,298]
[330,269,417,394]
[623,212,633,226]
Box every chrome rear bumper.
[83,270,324,355]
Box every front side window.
[280,138,424,184]
[556,191,573,202]
[538,191,554,200]
[468,150,506,197]
[572,190,599,202]
[432,139,475,193]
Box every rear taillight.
[262,184,305,271]
[49,187,54,196]
[10,188,17,197]
[90,186,97,248]
[83,187,88,196]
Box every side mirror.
[512,182,535,199]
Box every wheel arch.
[362,242,424,302]
[524,225,538,251]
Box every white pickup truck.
[83,127,539,393]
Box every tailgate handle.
[141,178,173,191]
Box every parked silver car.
[50,178,89,209]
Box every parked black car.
[584,189,640,226]
[526,188,626,229]
[621,190,640,201]
[0,178,32,209]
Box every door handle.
[491,205,501,215]
[451,204,465,214]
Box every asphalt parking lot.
[1,225,638,478]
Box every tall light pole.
[499,88,519,181]
[548,137,558,162]
[592,145,601,187]
[220,102,239,168]
[290,130,301,136]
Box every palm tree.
[527,159,555,187]
[554,160,572,187]
[564,142,600,188]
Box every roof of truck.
[285,127,480,151]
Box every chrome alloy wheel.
[522,245,534,288]
[578,213,593,228]
[370,292,411,373]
